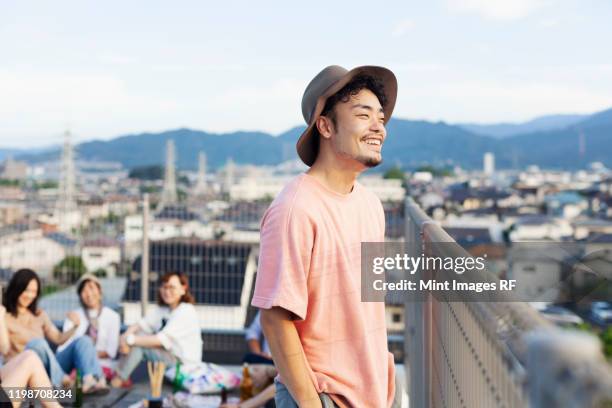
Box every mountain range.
[458,114,588,138]
[8,107,612,171]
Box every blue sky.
[1,0,611,147]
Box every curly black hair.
[322,74,388,120]
[313,74,387,152]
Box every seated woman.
[58,274,120,380]
[110,271,203,387]
[1,304,62,408]
[2,269,108,394]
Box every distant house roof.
[83,237,120,247]
[127,240,253,306]
[475,188,511,201]
[463,207,498,216]
[444,227,492,248]
[0,268,13,282]
[0,223,30,238]
[448,187,472,203]
[45,232,77,248]
[544,191,585,205]
[515,215,556,226]
[155,205,199,221]
[213,201,269,226]
[572,219,612,228]
[448,186,510,203]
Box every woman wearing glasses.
[110,271,202,387]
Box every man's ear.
[316,116,334,140]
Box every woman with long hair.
[0,304,62,407]
[110,271,202,387]
[2,269,108,394]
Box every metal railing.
[404,197,612,408]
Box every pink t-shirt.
[252,173,395,408]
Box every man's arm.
[261,307,321,408]
[247,339,263,354]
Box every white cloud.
[0,71,178,116]
[208,78,305,134]
[447,0,553,20]
[539,17,561,28]
[392,19,416,37]
[97,53,139,65]
[0,70,180,146]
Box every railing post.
[141,193,150,317]
[405,197,433,408]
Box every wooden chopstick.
[147,361,153,387]
[148,361,166,398]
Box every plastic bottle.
[74,368,83,407]
[172,362,182,393]
[220,386,228,404]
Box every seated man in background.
[244,311,273,365]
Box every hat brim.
[296,66,398,167]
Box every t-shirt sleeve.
[104,310,121,359]
[251,202,315,321]
[156,304,198,351]
[138,307,162,333]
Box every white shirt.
[138,303,202,364]
[58,306,121,369]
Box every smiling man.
[251,66,401,408]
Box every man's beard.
[333,140,383,168]
[356,154,382,168]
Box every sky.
[1,0,611,148]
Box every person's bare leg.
[0,350,62,408]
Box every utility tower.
[224,157,235,194]
[160,139,178,207]
[56,130,77,215]
[195,151,207,194]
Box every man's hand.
[0,305,6,320]
[261,308,322,408]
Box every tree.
[383,166,405,181]
[601,326,612,360]
[383,166,409,193]
[53,256,87,284]
[415,165,454,178]
[93,268,107,278]
[128,165,164,180]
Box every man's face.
[326,88,386,168]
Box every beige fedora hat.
[297,65,398,166]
